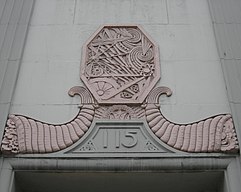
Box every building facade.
[0,0,241,191]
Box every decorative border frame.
[80,24,161,104]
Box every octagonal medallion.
[81,25,161,104]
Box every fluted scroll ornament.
[145,87,239,153]
[1,87,95,154]
[1,25,239,154]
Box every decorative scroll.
[81,25,160,104]
[0,25,239,154]
[1,87,95,154]
[145,87,239,153]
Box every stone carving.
[1,87,95,154]
[81,25,160,104]
[1,118,19,154]
[145,141,159,151]
[79,141,96,152]
[221,118,239,152]
[95,105,145,119]
[145,87,239,153]
[69,122,170,154]
[0,25,239,155]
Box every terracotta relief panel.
[1,25,239,155]
[80,25,160,104]
[145,87,238,153]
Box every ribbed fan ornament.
[1,87,95,154]
[145,87,239,153]
[0,25,239,154]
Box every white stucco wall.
[11,0,230,124]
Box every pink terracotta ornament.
[145,87,239,153]
[80,25,160,104]
[0,25,239,154]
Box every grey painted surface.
[208,0,241,145]
[226,158,241,192]
[3,156,236,171]
[0,0,241,191]
[0,156,238,192]
[10,0,230,124]
[208,1,241,191]
[0,160,13,192]
[0,0,35,140]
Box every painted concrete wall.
[208,0,241,149]
[10,0,230,125]
[208,1,241,191]
[0,0,35,146]
[1,1,241,192]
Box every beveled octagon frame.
[80,25,161,104]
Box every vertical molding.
[0,160,14,192]
[208,1,241,191]
[0,0,35,142]
[208,0,241,144]
[225,159,241,192]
